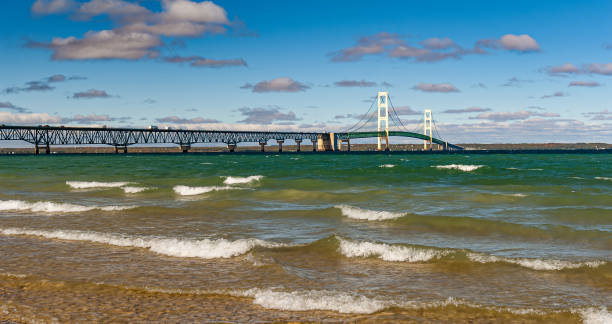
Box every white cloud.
[498,34,540,52]
[0,112,61,125]
[31,0,75,15]
[162,0,228,24]
[243,78,310,93]
[470,110,559,121]
[413,83,459,93]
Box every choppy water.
[0,153,610,322]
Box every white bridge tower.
[377,91,390,151]
[424,109,433,150]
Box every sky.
[0,0,611,143]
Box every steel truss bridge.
[0,92,463,153]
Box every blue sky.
[0,0,611,143]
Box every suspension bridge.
[0,91,462,154]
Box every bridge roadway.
[0,125,462,153]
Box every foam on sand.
[575,307,612,324]
[0,200,133,213]
[0,227,283,259]
[335,205,404,221]
[467,253,605,271]
[433,164,484,172]
[173,185,239,196]
[223,175,264,185]
[338,237,448,262]
[66,181,130,189]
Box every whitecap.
[335,205,404,221]
[337,237,448,262]
[507,193,527,197]
[467,253,606,271]
[379,164,395,168]
[122,186,152,194]
[0,228,283,259]
[433,164,484,172]
[595,177,612,181]
[173,185,238,196]
[66,181,130,189]
[0,200,134,213]
[223,175,264,185]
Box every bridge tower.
[424,109,433,150]
[377,91,390,151]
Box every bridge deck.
[336,131,463,150]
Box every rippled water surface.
[0,153,610,322]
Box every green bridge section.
[335,131,464,150]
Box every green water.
[0,153,610,321]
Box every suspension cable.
[343,97,376,133]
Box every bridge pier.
[180,144,191,153]
[227,143,237,152]
[276,139,284,152]
[295,139,302,152]
[317,133,336,151]
[312,139,317,152]
[34,144,39,155]
[259,141,266,152]
[114,145,128,154]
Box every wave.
[223,175,264,185]
[338,237,448,262]
[335,236,606,271]
[0,227,284,259]
[595,177,612,181]
[173,185,240,196]
[466,253,605,271]
[122,186,152,194]
[378,164,395,168]
[335,205,404,221]
[66,181,130,189]
[433,164,484,172]
[0,200,133,213]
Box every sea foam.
[0,227,283,259]
[247,289,389,314]
[66,181,130,189]
[433,164,484,172]
[0,200,133,213]
[576,307,612,324]
[122,186,152,194]
[173,185,238,196]
[335,205,404,221]
[338,237,448,262]
[467,253,605,271]
[223,175,264,185]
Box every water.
[0,153,610,322]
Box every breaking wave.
[335,205,404,221]
[122,186,152,194]
[338,237,448,262]
[0,227,284,259]
[575,307,612,324]
[173,185,239,196]
[66,181,130,189]
[0,200,134,213]
[433,164,484,172]
[223,175,264,185]
[466,253,605,271]
[595,177,612,182]
[379,164,395,168]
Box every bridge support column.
[45,143,50,154]
[34,144,39,155]
[295,139,302,152]
[114,145,127,153]
[317,133,335,151]
[276,139,284,152]
[227,143,236,152]
[312,139,317,152]
[259,141,266,152]
[180,144,191,153]
[347,139,351,152]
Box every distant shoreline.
[1,143,611,155]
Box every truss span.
[0,125,318,146]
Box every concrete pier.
[180,144,191,153]
[295,139,302,152]
[259,141,266,152]
[227,143,237,152]
[114,145,127,154]
[276,139,284,152]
